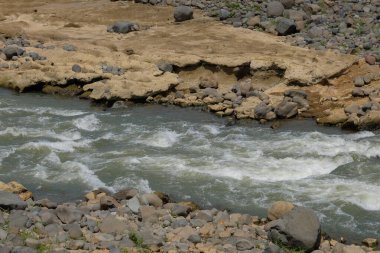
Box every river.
[0,88,379,243]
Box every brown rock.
[365,54,376,65]
[317,108,348,125]
[359,111,380,130]
[267,201,295,221]
[362,238,378,248]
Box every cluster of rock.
[113,0,380,59]
[147,71,308,122]
[0,39,46,63]
[0,182,379,253]
[317,72,380,130]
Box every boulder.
[268,201,295,221]
[55,205,83,224]
[72,64,82,73]
[255,102,273,119]
[113,188,138,201]
[2,46,25,60]
[107,21,139,33]
[219,9,230,20]
[280,0,295,9]
[359,111,380,130]
[284,90,307,99]
[275,101,298,118]
[267,1,285,17]
[0,191,27,210]
[362,238,378,248]
[342,246,366,253]
[354,77,365,87]
[99,215,128,234]
[174,6,193,22]
[140,193,163,208]
[267,206,321,252]
[276,18,297,36]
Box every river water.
[0,88,379,242]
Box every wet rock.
[0,191,27,210]
[174,6,193,22]
[3,46,25,60]
[267,1,285,17]
[275,101,298,118]
[107,21,139,33]
[268,201,295,221]
[141,193,163,207]
[100,195,120,210]
[267,206,321,252]
[113,188,138,201]
[276,18,297,36]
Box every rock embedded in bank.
[107,21,139,34]
[174,6,193,22]
[276,18,297,36]
[2,46,25,60]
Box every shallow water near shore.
[0,88,379,243]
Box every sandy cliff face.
[0,0,379,129]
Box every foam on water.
[134,130,180,148]
[73,114,101,131]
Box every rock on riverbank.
[0,183,378,253]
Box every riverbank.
[0,181,379,253]
[0,0,379,130]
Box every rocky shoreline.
[0,0,379,130]
[0,181,379,253]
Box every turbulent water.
[0,88,380,242]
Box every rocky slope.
[0,181,379,253]
[1,0,380,130]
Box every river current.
[0,88,379,242]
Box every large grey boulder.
[266,206,321,252]
[267,1,285,17]
[255,102,273,119]
[0,191,27,210]
[174,6,193,22]
[107,21,139,34]
[275,100,298,118]
[276,18,297,36]
[2,46,25,60]
[55,205,83,224]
